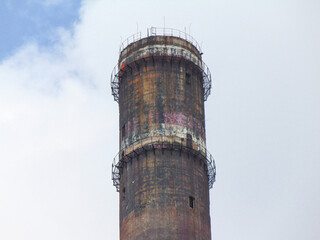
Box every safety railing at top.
[119,27,202,55]
[147,27,202,53]
[119,32,142,55]
[111,135,216,192]
[112,27,212,102]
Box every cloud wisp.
[0,1,119,239]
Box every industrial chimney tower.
[110,27,216,240]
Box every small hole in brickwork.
[186,72,191,84]
[122,124,125,138]
[122,187,126,200]
[189,196,195,208]
[187,134,192,148]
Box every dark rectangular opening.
[189,196,195,208]
[122,187,126,200]
[186,72,191,84]
[122,124,125,138]
[187,134,192,148]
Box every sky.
[0,0,319,239]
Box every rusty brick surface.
[116,36,212,240]
[119,150,211,240]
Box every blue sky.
[0,0,80,59]
[0,0,319,240]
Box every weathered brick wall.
[117,36,211,240]
[120,150,211,240]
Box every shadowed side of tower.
[111,28,216,240]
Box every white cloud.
[0,1,119,239]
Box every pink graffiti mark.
[175,112,187,126]
[125,112,206,139]
[163,112,176,125]
[164,112,193,129]
[163,112,205,139]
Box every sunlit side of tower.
[110,27,216,240]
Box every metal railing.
[110,65,120,103]
[147,27,202,53]
[119,27,202,56]
[111,135,216,192]
[119,32,142,55]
